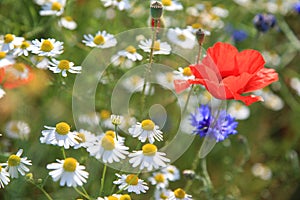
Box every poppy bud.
[151,1,163,19]
[196,29,205,45]
[183,169,196,180]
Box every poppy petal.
[235,49,265,74]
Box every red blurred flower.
[174,42,278,106]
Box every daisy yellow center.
[10,123,20,133]
[116,0,122,2]
[107,196,118,200]
[168,168,175,174]
[142,143,157,156]
[13,63,26,72]
[166,72,173,83]
[153,41,160,51]
[58,60,70,70]
[120,194,131,200]
[100,110,111,119]
[93,35,105,45]
[4,34,14,43]
[131,76,141,85]
[0,51,6,59]
[75,132,86,143]
[8,154,21,166]
[191,23,202,29]
[160,193,168,199]
[234,103,243,110]
[40,40,54,52]
[125,174,139,185]
[125,45,136,54]
[183,67,192,76]
[118,56,126,63]
[55,122,70,135]
[64,16,73,21]
[0,166,2,172]
[155,173,165,183]
[174,188,186,198]
[162,0,172,6]
[51,2,62,11]
[141,119,155,131]
[21,41,30,49]
[101,135,115,150]
[105,130,115,138]
[177,34,186,41]
[63,157,77,172]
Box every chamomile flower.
[101,0,131,11]
[0,51,15,68]
[122,75,144,93]
[5,63,30,80]
[113,173,149,194]
[48,58,82,77]
[118,46,143,61]
[31,56,50,69]
[13,40,31,57]
[227,102,250,120]
[154,188,172,200]
[160,0,183,11]
[0,165,10,188]
[148,172,169,189]
[139,39,171,55]
[128,143,170,171]
[47,157,89,187]
[58,16,77,30]
[161,165,180,181]
[128,119,163,143]
[30,38,64,57]
[39,0,66,16]
[5,120,30,140]
[0,34,24,52]
[98,194,132,200]
[167,28,196,49]
[100,109,114,129]
[73,129,97,149]
[4,149,32,178]
[168,188,192,200]
[86,134,129,163]
[82,31,117,48]
[40,122,79,149]
[111,53,134,68]
[173,67,194,80]
[156,72,174,89]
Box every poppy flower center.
[13,63,26,72]
[75,132,86,143]
[141,119,155,131]
[142,143,157,156]
[120,194,131,200]
[101,135,115,150]
[55,122,70,135]
[174,188,186,198]
[8,154,21,166]
[125,174,139,185]
[126,45,136,54]
[58,60,70,70]
[191,23,202,29]
[153,41,160,51]
[100,110,111,119]
[105,130,115,138]
[40,40,54,52]
[183,67,192,76]
[63,157,77,172]
[0,51,6,59]
[21,41,30,49]
[107,196,118,200]
[162,0,172,6]
[93,35,105,45]
[155,173,165,183]
[177,34,186,41]
[51,2,62,11]
[4,34,14,43]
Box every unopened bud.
[183,169,196,180]
[196,29,205,45]
[150,1,163,19]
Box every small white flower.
[58,16,77,30]
[5,120,30,140]
[211,6,229,18]
[167,28,196,49]
[40,122,79,149]
[47,157,89,187]
[29,38,64,57]
[113,173,149,194]
[156,72,175,90]
[161,165,180,181]
[251,163,272,181]
[101,0,131,11]
[0,87,5,99]
[154,188,172,200]
[5,62,30,80]
[128,143,170,171]
[0,165,10,188]
[48,58,82,77]
[99,110,114,129]
[148,172,169,189]
[0,51,15,68]
[73,129,97,149]
[31,56,50,69]
[173,67,195,80]
[0,34,24,52]
[110,53,134,68]
[227,102,250,120]
[168,188,192,200]
[159,0,183,11]
[82,31,117,48]
[128,119,163,143]
[97,194,132,200]
[13,40,31,57]
[3,149,32,178]
[139,39,171,55]
[118,46,142,61]
[39,0,66,16]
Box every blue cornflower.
[190,105,238,142]
[253,13,276,32]
[232,30,248,42]
[293,2,300,14]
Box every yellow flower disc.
[51,2,62,11]
[63,157,77,172]
[21,41,30,49]
[191,23,202,29]
[107,196,118,200]
[177,34,186,41]
[155,173,165,183]
[162,0,172,6]
[40,40,54,52]
[55,122,71,135]
[141,119,155,131]
[125,174,139,185]
[93,35,105,45]
[182,67,192,76]
[101,135,115,150]
[13,63,26,72]
[4,34,14,43]
[0,51,6,59]
[75,132,86,143]
[125,45,136,54]
[8,154,21,166]
[120,194,131,200]
[58,60,70,70]
[105,130,115,138]
[100,110,111,119]
[174,188,186,198]
[153,41,160,51]
[142,143,157,156]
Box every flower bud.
[196,29,205,45]
[150,1,163,19]
[183,169,196,180]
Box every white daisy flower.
[161,165,180,181]
[122,75,144,93]
[128,143,170,171]
[156,72,174,90]
[5,62,30,80]
[40,122,79,149]
[97,194,131,200]
[118,46,142,61]
[128,119,163,143]
[118,115,137,132]
[0,51,15,68]
[58,16,77,30]
[13,40,31,57]
[173,66,195,80]
[113,173,149,194]
[82,31,117,48]
[73,129,97,149]
[154,188,172,200]
[100,109,114,129]
[167,28,196,49]
[0,34,24,52]
[168,188,192,200]
[86,133,129,163]
[48,58,82,77]
[39,0,66,16]
[101,0,131,11]
[78,112,100,126]
[47,157,89,187]
[0,88,5,99]
[148,172,169,189]
[5,120,30,140]
[160,0,183,11]
[138,39,171,55]
[3,149,32,179]
[0,165,10,188]
[31,56,50,69]
[29,38,64,57]
[227,102,250,120]
[110,53,134,69]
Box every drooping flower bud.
[196,29,205,45]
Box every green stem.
[182,85,194,115]
[99,164,107,196]
[38,186,53,200]
[61,148,66,159]
[114,125,119,141]
[201,158,213,190]
[74,187,90,200]
[277,16,300,51]
[81,186,91,199]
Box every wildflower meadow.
[1,0,300,199]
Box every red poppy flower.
[174,42,278,106]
